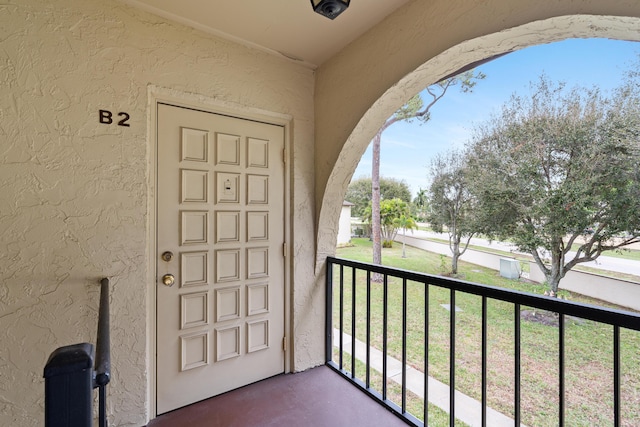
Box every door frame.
[146,85,292,419]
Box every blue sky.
[351,38,640,196]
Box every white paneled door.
[156,103,285,414]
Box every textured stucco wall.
[0,1,314,425]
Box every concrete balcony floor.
[147,365,409,427]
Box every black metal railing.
[325,256,640,427]
[95,277,111,427]
[44,278,111,427]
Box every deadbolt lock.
[161,251,174,262]
[162,274,175,287]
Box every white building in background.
[337,201,354,246]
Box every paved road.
[408,230,639,276]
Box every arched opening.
[315,15,640,272]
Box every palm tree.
[393,215,417,258]
[413,188,428,221]
[370,71,485,271]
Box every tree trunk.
[541,244,565,295]
[546,264,563,295]
[372,132,382,281]
[401,228,407,258]
[451,242,460,275]
[450,232,460,275]
[451,253,459,275]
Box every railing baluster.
[366,270,371,388]
[382,274,388,401]
[559,313,565,427]
[482,296,488,427]
[450,288,456,427]
[402,277,408,413]
[614,325,621,427]
[424,281,429,425]
[515,303,521,427]
[339,264,344,370]
[351,267,356,378]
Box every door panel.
[156,103,285,414]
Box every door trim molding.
[146,85,293,420]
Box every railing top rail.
[327,256,640,332]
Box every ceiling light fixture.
[310,0,350,20]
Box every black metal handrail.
[44,277,111,427]
[94,277,111,427]
[326,256,640,427]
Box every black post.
[325,261,334,363]
[44,343,95,427]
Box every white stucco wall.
[398,237,640,311]
[336,204,352,245]
[529,263,640,311]
[0,1,314,425]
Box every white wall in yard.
[398,236,640,312]
[529,264,640,311]
[337,204,352,245]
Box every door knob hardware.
[161,251,174,262]
[162,274,175,287]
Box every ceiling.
[122,0,410,68]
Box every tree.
[393,214,417,258]
[363,198,412,248]
[467,75,640,293]
[346,176,412,218]
[370,70,486,274]
[427,150,477,275]
[412,188,429,221]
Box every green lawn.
[336,353,469,427]
[333,238,640,427]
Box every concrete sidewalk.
[334,330,526,427]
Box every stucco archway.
[315,14,640,271]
